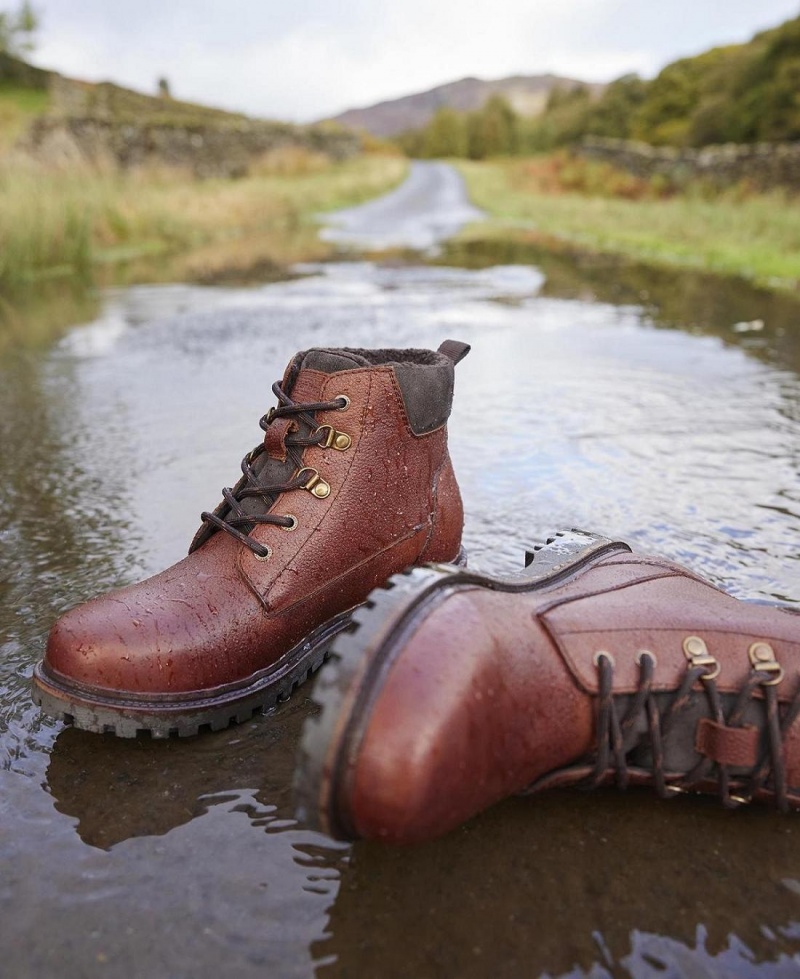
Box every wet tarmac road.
[320,159,484,252]
[3,163,800,977]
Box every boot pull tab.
[438,339,471,366]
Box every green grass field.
[457,157,800,289]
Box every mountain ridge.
[329,73,605,137]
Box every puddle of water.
[315,790,800,978]
[3,222,800,974]
[441,235,800,373]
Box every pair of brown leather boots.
[33,341,800,845]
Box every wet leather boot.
[32,340,470,737]
[296,530,800,843]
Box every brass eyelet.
[635,649,657,667]
[334,395,350,411]
[593,650,615,667]
[314,424,352,451]
[295,467,331,499]
[748,641,784,686]
[281,514,298,532]
[683,635,720,680]
[253,545,272,562]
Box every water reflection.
[441,236,800,373]
[317,791,800,978]
[3,242,800,975]
[46,697,313,849]
[0,281,100,355]
[0,343,142,774]
[0,765,345,978]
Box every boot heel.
[520,530,629,586]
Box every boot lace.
[200,381,348,558]
[585,645,800,810]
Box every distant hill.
[330,74,605,137]
[0,51,267,128]
[0,52,358,175]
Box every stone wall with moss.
[23,115,360,177]
[578,136,800,191]
[3,56,360,176]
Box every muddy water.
[4,173,800,977]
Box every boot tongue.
[289,348,371,383]
[266,348,368,454]
[196,350,368,547]
[189,349,371,552]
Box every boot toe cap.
[45,597,160,694]
[42,583,232,696]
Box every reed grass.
[0,153,408,296]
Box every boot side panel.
[538,557,800,803]
[249,367,458,613]
[540,565,800,699]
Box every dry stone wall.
[23,116,360,177]
[2,55,360,176]
[579,137,800,192]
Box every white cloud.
[31,0,800,121]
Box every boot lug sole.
[31,610,354,739]
[30,547,468,740]
[295,530,631,839]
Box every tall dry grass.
[0,152,408,296]
[0,164,93,290]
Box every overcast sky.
[30,1,800,122]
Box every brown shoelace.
[200,381,348,557]
[587,651,800,810]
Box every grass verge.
[456,156,800,290]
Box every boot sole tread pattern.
[31,610,354,739]
[31,547,469,741]
[294,530,627,838]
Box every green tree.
[395,14,800,158]
[585,75,647,139]
[467,94,519,159]
[395,127,425,157]
[0,2,39,58]
[727,15,800,142]
[520,84,593,151]
[633,55,707,144]
[421,106,468,158]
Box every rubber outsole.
[294,530,630,839]
[31,609,353,739]
[31,547,469,740]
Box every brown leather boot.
[296,530,800,843]
[32,341,470,737]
